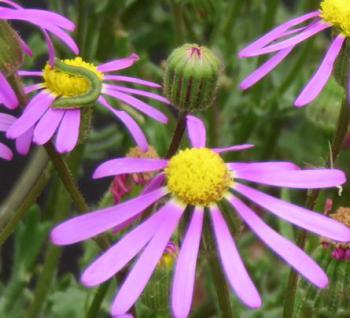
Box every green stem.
[282,96,350,318]
[77,0,88,58]
[166,111,188,159]
[0,163,51,246]
[0,149,49,228]
[203,217,234,317]
[85,281,111,318]
[26,182,71,318]
[170,0,186,45]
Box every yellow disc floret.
[321,0,350,36]
[165,148,232,207]
[43,57,103,97]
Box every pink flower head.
[50,115,350,317]
[239,0,350,107]
[0,112,31,160]
[6,55,169,154]
[0,0,78,109]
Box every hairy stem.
[166,111,188,158]
[283,95,350,318]
[203,218,234,318]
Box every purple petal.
[236,169,346,189]
[98,54,140,73]
[81,199,172,287]
[55,110,80,153]
[239,12,320,57]
[104,84,170,104]
[229,161,300,172]
[295,34,345,107]
[1,0,22,8]
[18,71,43,77]
[111,201,184,316]
[186,115,206,148]
[0,72,18,109]
[104,75,161,88]
[15,127,33,155]
[172,207,203,318]
[98,96,148,151]
[210,206,262,308]
[43,29,55,66]
[0,142,13,160]
[141,173,165,194]
[24,83,44,94]
[51,187,167,246]
[0,113,16,131]
[33,108,64,145]
[18,37,32,56]
[102,88,168,123]
[93,158,168,179]
[7,91,54,138]
[243,20,330,57]
[234,183,350,242]
[228,195,328,288]
[240,46,294,90]
[212,144,255,154]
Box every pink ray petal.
[236,169,345,188]
[172,207,203,318]
[210,206,262,308]
[0,142,13,160]
[33,108,65,145]
[141,173,165,194]
[186,115,206,148]
[240,46,294,90]
[98,54,140,73]
[212,144,255,154]
[243,20,330,57]
[15,127,33,155]
[234,183,350,242]
[102,88,168,123]
[93,158,168,179]
[51,187,168,246]
[103,75,161,88]
[81,199,173,287]
[295,34,345,107]
[98,96,148,151]
[228,161,300,172]
[1,0,22,8]
[239,11,320,57]
[0,113,16,131]
[6,91,54,138]
[111,201,184,316]
[0,72,18,109]
[42,29,55,66]
[24,83,44,94]
[18,71,43,77]
[229,196,328,287]
[55,109,80,153]
[104,84,170,104]
[18,37,32,56]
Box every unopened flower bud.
[0,21,24,76]
[164,44,221,111]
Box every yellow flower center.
[320,0,350,36]
[165,148,232,207]
[43,57,103,97]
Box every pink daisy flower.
[239,0,350,107]
[50,115,350,317]
[0,112,31,160]
[0,0,78,109]
[6,55,169,154]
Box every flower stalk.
[283,45,350,318]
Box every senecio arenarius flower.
[0,0,78,109]
[239,0,350,107]
[6,55,169,153]
[51,115,350,317]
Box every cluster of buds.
[110,146,159,203]
[321,199,350,261]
